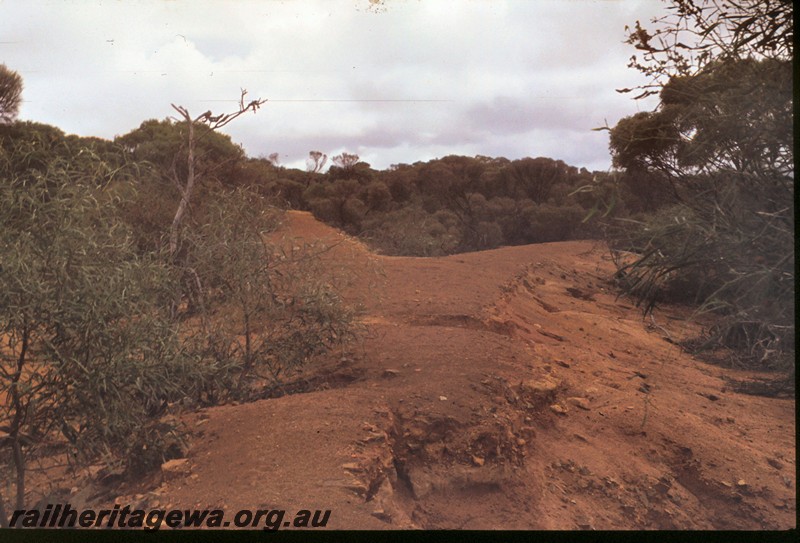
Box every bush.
[608,188,794,371]
[604,5,794,377]
[525,203,585,243]
[0,143,215,521]
[177,188,356,398]
[362,206,460,256]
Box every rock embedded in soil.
[161,458,191,481]
[521,375,561,395]
[567,397,591,410]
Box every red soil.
[99,211,797,529]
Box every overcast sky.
[1,0,662,171]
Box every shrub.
[177,188,356,398]
[0,143,214,522]
[362,206,460,256]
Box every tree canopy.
[605,0,794,375]
[0,64,23,123]
[621,0,792,98]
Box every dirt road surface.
[105,211,797,530]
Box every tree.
[362,205,460,256]
[496,157,571,203]
[606,0,794,375]
[620,0,792,98]
[331,152,359,170]
[306,150,328,173]
[116,117,246,252]
[0,64,22,123]
[167,90,266,259]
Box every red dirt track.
[114,211,797,529]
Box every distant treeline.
[2,119,654,256]
[258,154,603,256]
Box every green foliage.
[0,126,359,521]
[611,58,792,182]
[524,203,587,244]
[292,154,597,255]
[0,142,215,519]
[605,1,794,375]
[362,205,460,256]
[116,118,245,193]
[0,121,135,190]
[116,118,244,179]
[114,118,248,253]
[495,157,573,202]
[177,188,356,397]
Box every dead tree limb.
[168,89,266,259]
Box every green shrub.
[177,188,356,398]
[0,143,216,520]
[362,206,460,256]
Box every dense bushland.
[244,154,607,255]
[597,0,794,380]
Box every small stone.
[341,462,363,472]
[522,375,561,394]
[767,458,784,470]
[439,395,447,401]
[736,479,747,487]
[383,369,400,378]
[550,404,568,415]
[567,397,591,410]
[516,438,526,446]
[472,456,485,467]
[371,509,391,522]
[161,458,191,481]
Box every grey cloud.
[1,0,664,172]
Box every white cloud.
[1,0,663,171]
